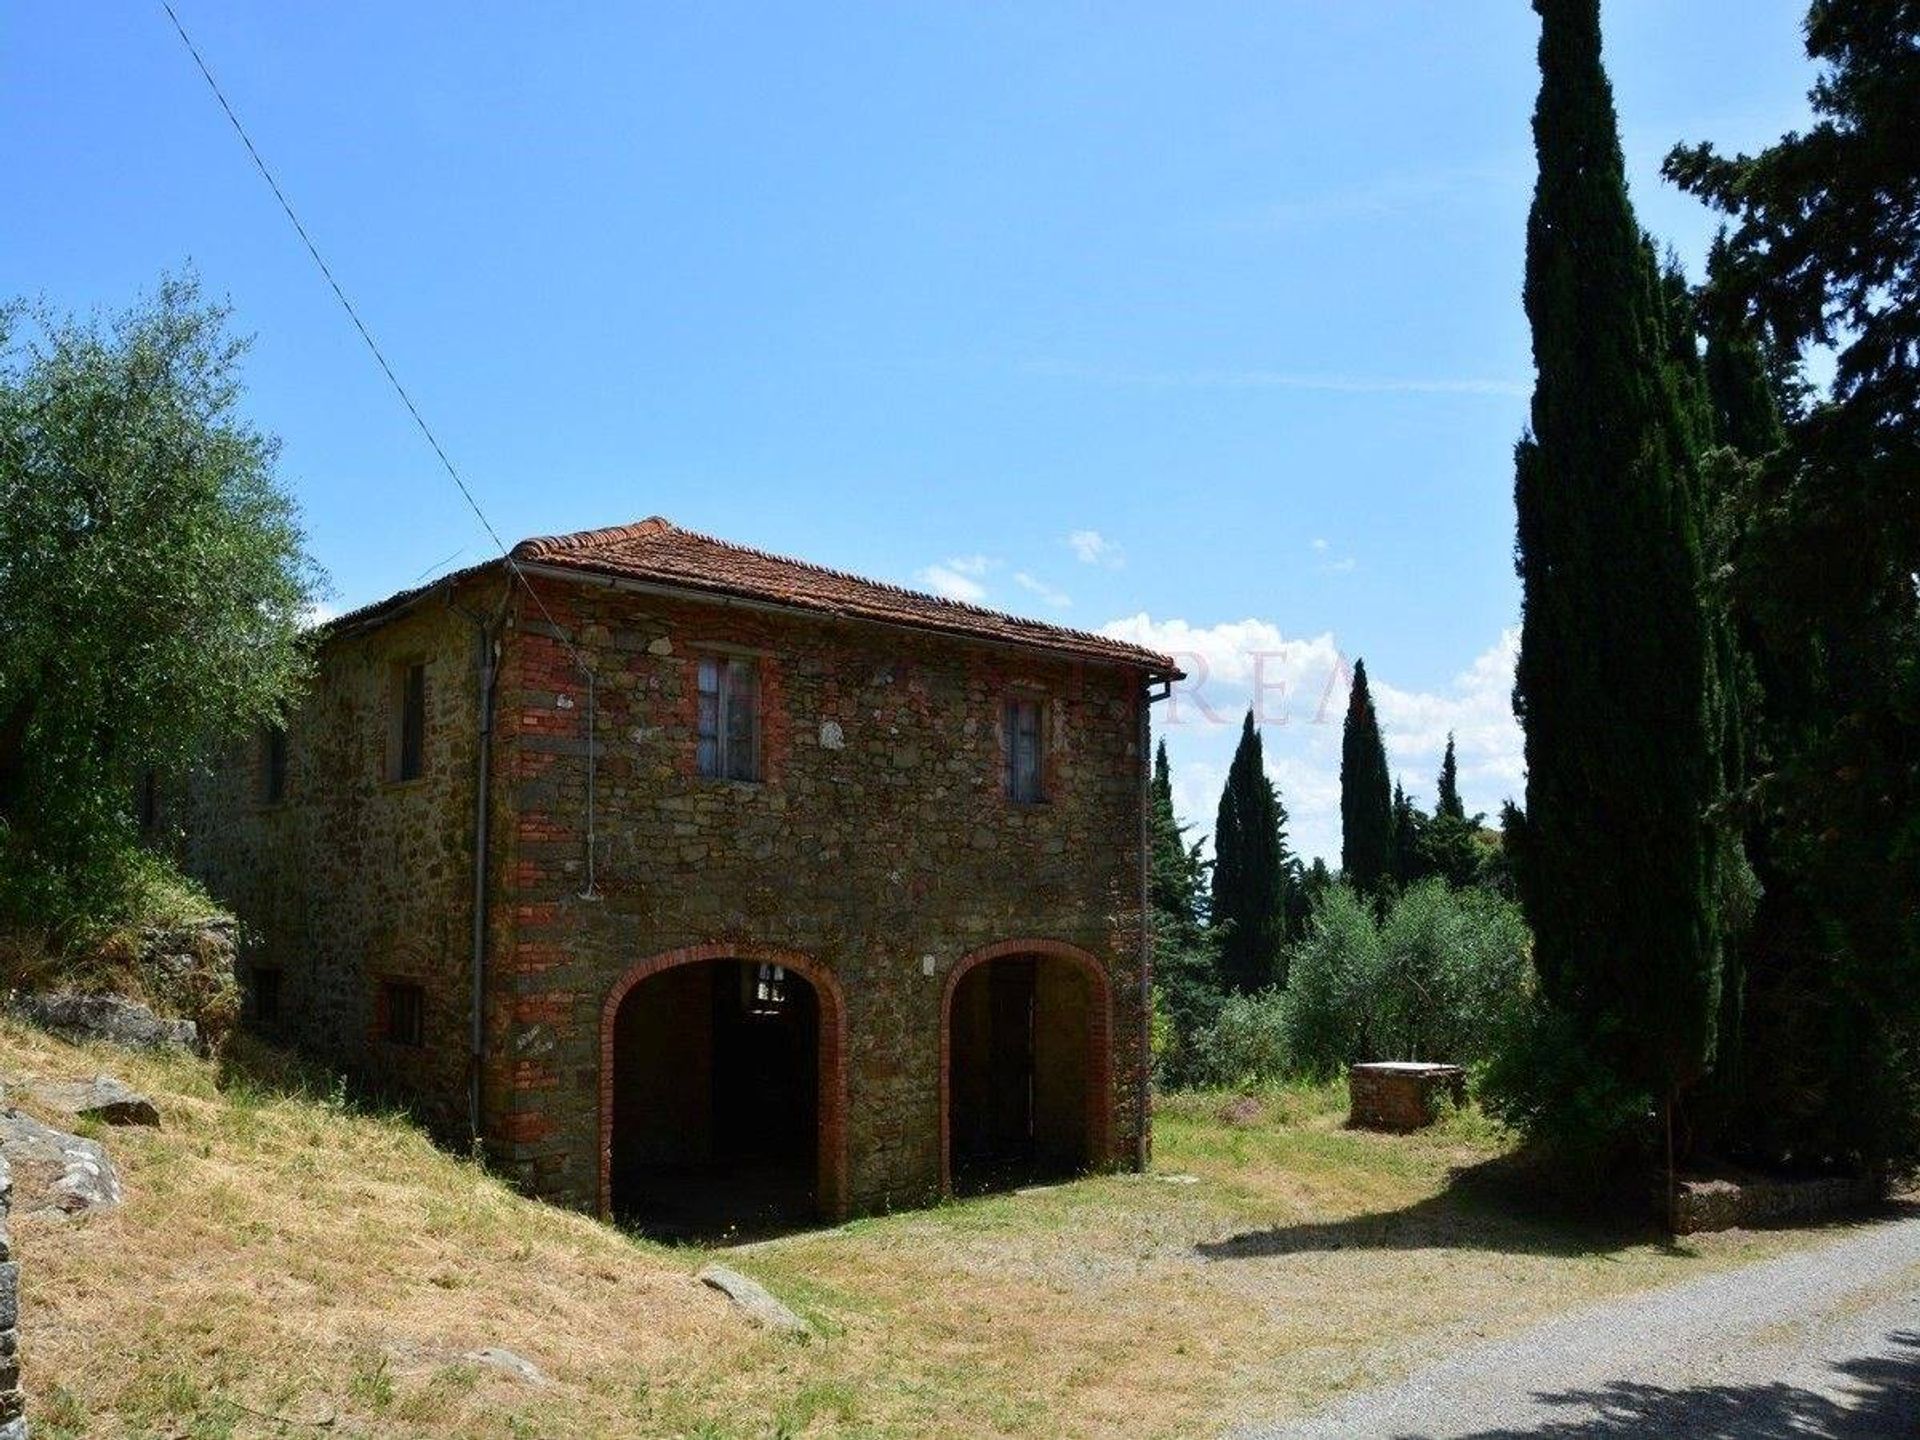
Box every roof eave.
[514,558,1182,679]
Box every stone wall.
[1347,1063,1467,1131]
[187,566,1154,1219]
[0,1153,22,1437]
[485,576,1151,1215]
[185,576,505,1135]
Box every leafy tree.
[1148,739,1221,1083]
[1281,880,1532,1080]
[1280,883,1382,1080]
[0,276,319,935]
[1338,659,1394,901]
[1666,0,1920,1173]
[1210,713,1292,992]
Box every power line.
[155,0,589,673]
[159,1,601,895]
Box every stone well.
[1347,1061,1467,1131]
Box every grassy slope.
[3,1023,1830,1439]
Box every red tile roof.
[508,518,1180,674]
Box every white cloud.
[1067,529,1126,568]
[1310,537,1330,552]
[918,554,994,603]
[1372,626,1525,807]
[1319,556,1357,575]
[1013,572,1071,608]
[1108,613,1523,863]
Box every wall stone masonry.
[0,1152,24,1437]
[188,560,1159,1221]
[1348,1062,1467,1131]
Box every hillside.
[1,1022,1822,1439]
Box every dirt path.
[1243,1212,1920,1438]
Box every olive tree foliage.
[1279,880,1532,1083]
[0,276,321,932]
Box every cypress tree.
[1211,712,1291,992]
[1512,0,1724,1127]
[1436,733,1464,820]
[1390,780,1426,890]
[1148,739,1221,1084]
[1339,659,1394,900]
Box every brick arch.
[938,938,1114,1196]
[598,942,849,1221]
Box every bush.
[1189,990,1291,1089]
[1281,880,1533,1080]
[1373,880,1532,1066]
[1281,883,1382,1079]
[1477,994,1655,1181]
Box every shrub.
[1278,880,1533,1081]
[1281,883,1382,1079]
[1190,990,1291,1089]
[1373,880,1532,1066]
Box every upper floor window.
[698,655,759,781]
[1005,696,1045,803]
[390,660,426,782]
[260,726,288,805]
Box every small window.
[250,966,282,1026]
[261,726,288,804]
[382,981,426,1047]
[1006,697,1045,803]
[697,656,760,781]
[136,770,159,833]
[392,661,426,782]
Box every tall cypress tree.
[1149,739,1221,1083]
[1339,658,1394,900]
[1512,0,1724,1125]
[1390,780,1426,890]
[1211,712,1291,992]
[1436,733,1464,820]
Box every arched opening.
[604,947,842,1239]
[943,942,1111,1196]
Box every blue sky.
[7,2,1816,860]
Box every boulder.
[696,1264,810,1335]
[13,992,197,1054]
[462,1347,548,1385]
[0,1109,122,1216]
[28,1075,159,1128]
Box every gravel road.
[1242,1212,1920,1438]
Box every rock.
[696,1264,809,1335]
[13,992,198,1054]
[462,1347,547,1385]
[28,1075,159,1127]
[0,1109,123,1216]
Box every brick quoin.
[937,938,1115,1198]
[597,942,850,1222]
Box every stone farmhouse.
[186,518,1180,1232]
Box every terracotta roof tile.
[508,517,1179,674]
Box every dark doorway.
[609,958,820,1240]
[947,954,1093,1194]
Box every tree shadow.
[1438,1330,1920,1438]
[1195,1152,1908,1263]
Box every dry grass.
[1,1024,1844,1439]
